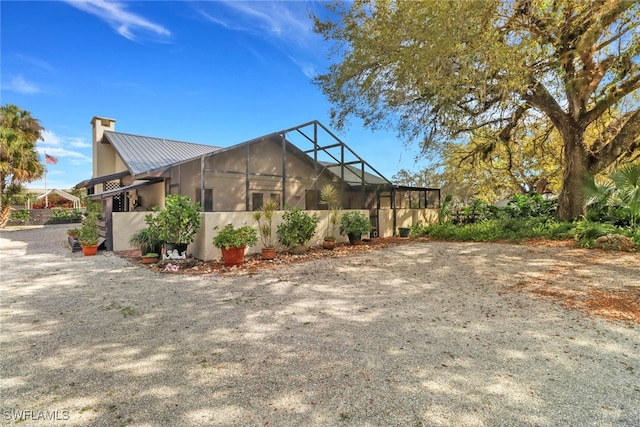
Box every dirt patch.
[505,247,640,324]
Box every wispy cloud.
[39,130,92,163]
[199,1,313,44]
[15,54,56,73]
[196,1,323,78]
[64,0,171,42]
[3,76,41,94]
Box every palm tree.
[0,105,45,227]
[584,162,640,230]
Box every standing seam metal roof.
[103,131,221,176]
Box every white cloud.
[37,130,92,162]
[199,1,315,46]
[5,76,41,94]
[69,137,92,148]
[64,0,171,42]
[15,54,55,72]
[197,1,324,79]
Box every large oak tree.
[313,0,640,220]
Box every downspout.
[245,142,250,211]
[200,156,205,211]
[281,133,287,206]
[392,186,397,237]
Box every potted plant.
[320,184,341,249]
[212,223,258,266]
[141,252,159,264]
[129,226,163,256]
[252,199,279,259]
[148,194,201,256]
[276,208,319,254]
[77,208,100,256]
[339,211,372,245]
[66,227,80,239]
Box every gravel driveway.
[1,224,639,426]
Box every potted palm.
[276,208,319,254]
[252,199,278,259]
[339,211,372,245]
[148,194,201,257]
[212,223,258,266]
[320,184,341,249]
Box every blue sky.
[1,0,424,190]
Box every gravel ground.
[1,224,639,427]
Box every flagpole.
[44,152,48,208]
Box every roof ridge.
[104,130,221,149]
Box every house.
[77,116,440,259]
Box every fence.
[6,207,83,226]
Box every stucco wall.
[378,208,438,237]
[113,209,373,261]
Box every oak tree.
[313,0,640,219]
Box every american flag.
[45,153,58,165]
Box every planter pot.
[141,243,163,257]
[347,233,362,245]
[398,227,410,238]
[323,239,336,250]
[81,244,98,256]
[261,247,276,260]
[221,246,246,267]
[141,256,159,264]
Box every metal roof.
[103,131,221,176]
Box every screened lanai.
[166,120,440,235]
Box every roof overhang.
[75,171,130,189]
[88,179,163,200]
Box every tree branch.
[581,72,640,128]
[588,109,640,173]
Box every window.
[252,193,264,211]
[196,189,213,212]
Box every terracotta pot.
[261,247,276,260]
[141,256,158,264]
[221,246,246,267]
[81,244,98,256]
[323,239,336,250]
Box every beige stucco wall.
[113,209,372,261]
[378,208,438,237]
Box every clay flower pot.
[81,244,98,256]
[261,247,276,260]
[221,246,246,267]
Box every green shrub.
[148,195,201,245]
[212,223,258,249]
[339,211,371,237]
[569,220,622,248]
[9,209,30,224]
[276,208,319,248]
[48,208,83,224]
